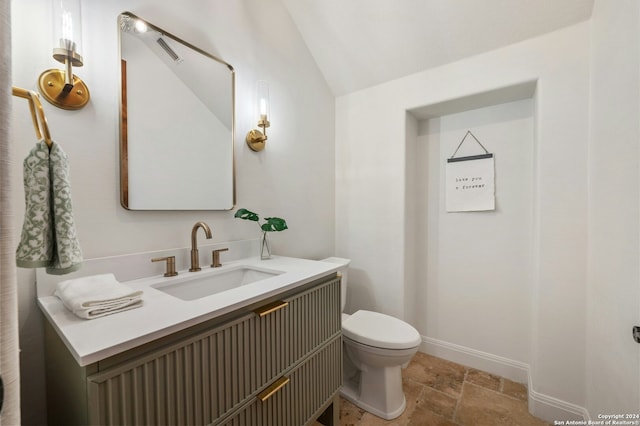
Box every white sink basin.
[151,265,283,301]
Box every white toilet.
[322,257,421,420]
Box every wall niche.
[405,81,537,377]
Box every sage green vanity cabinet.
[219,336,341,426]
[44,273,342,426]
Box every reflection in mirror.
[119,12,235,210]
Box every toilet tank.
[321,257,351,312]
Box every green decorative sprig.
[234,208,288,232]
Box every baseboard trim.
[420,336,590,422]
[527,382,591,422]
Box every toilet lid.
[342,310,421,350]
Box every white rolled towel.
[54,273,143,319]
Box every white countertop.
[38,255,340,367]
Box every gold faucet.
[189,221,212,272]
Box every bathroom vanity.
[37,252,342,426]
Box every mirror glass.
[118,12,235,210]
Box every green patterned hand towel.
[16,140,82,274]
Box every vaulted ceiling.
[282,0,595,96]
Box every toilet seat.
[342,310,421,350]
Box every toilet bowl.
[322,257,421,420]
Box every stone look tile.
[339,398,365,426]
[332,353,549,426]
[503,379,528,401]
[465,368,501,392]
[417,386,458,420]
[408,405,458,426]
[359,412,405,426]
[391,378,425,425]
[402,352,466,398]
[455,383,549,426]
[339,379,424,426]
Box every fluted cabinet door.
[217,336,342,426]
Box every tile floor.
[332,352,550,426]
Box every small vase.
[261,231,271,260]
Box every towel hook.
[11,86,52,148]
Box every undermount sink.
[151,265,283,301]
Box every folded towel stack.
[54,273,143,319]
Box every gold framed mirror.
[119,11,235,210]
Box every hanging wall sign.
[445,131,495,212]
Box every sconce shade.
[246,80,270,152]
[38,0,90,110]
[52,0,83,66]
[257,80,269,124]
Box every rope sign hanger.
[448,130,492,163]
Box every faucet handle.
[151,256,178,277]
[211,248,229,268]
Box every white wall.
[10,1,335,424]
[414,99,534,365]
[336,23,590,420]
[586,0,640,415]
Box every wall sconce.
[246,81,270,152]
[38,0,90,110]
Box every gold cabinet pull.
[258,376,290,402]
[254,300,288,317]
